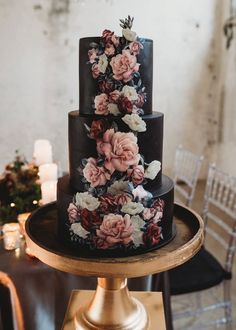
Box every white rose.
[122,28,137,42]
[132,185,149,200]
[108,103,121,116]
[107,180,129,195]
[131,215,145,246]
[122,85,138,101]
[145,160,161,180]
[70,223,89,238]
[121,202,144,215]
[122,114,146,132]
[98,54,108,73]
[75,192,100,211]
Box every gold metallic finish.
[63,290,166,330]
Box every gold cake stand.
[25,203,204,330]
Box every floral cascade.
[67,17,164,252]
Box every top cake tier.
[79,37,153,116]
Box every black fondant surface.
[79,37,153,115]
[57,174,174,257]
[69,111,163,192]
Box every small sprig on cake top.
[87,16,146,116]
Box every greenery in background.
[0,151,41,224]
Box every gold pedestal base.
[62,278,165,330]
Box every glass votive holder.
[2,223,20,251]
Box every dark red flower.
[152,198,165,211]
[90,119,110,140]
[99,80,113,94]
[80,208,102,231]
[102,29,114,43]
[118,95,133,114]
[143,223,161,247]
[99,193,117,214]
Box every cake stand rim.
[25,202,204,278]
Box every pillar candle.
[39,163,58,183]
[33,139,53,166]
[41,181,57,204]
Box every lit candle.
[33,139,53,166]
[2,223,20,250]
[41,180,57,204]
[39,163,58,183]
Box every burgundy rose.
[67,203,79,223]
[99,193,117,214]
[152,198,165,211]
[90,119,110,140]
[118,95,133,114]
[143,223,162,247]
[96,213,134,248]
[115,193,132,205]
[83,157,111,187]
[129,41,143,56]
[99,80,113,94]
[80,208,102,231]
[102,29,114,43]
[96,129,140,174]
[127,165,145,185]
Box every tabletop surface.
[25,203,204,278]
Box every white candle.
[41,180,57,204]
[33,139,53,166]
[39,163,58,183]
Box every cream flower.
[107,180,129,195]
[121,202,144,215]
[70,223,90,238]
[122,85,138,101]
[75,192,100,211]
[132,185,149,200]
[122,28,137,42]
[108,103,121,116]
[98,54,108,73]
[144,160,161,180]
[131,215,145,246]
[122,114,146,132]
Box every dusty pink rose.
[99,193,117,214]
[83,157,111,187]
[111,34,119,46]
[127,165,145,185]
[102,29,114,43]
[96,213,134,248]
[67,203,79,223]
[134,92,146,108]
[97,129,140,173]
[109,90,121,103]
[110,50,140,83]
[94,93,109,115]
[115,193,132,205]
[105,43,115,56]
[143,208,156,221]
[129,41,143,55]
[92,63,100,79]
[88,48,97,63]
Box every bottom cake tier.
[57,175,175,257]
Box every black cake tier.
[57,174,174,257]
[69,111,163,192]
[79,37,153,116]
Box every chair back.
[173,145,204,207]
[202,164,236,273]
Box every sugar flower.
[122,114,146,132]
[144,160,161,180]
[121,201,144,215]
[75,192,100,211]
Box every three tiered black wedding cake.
[57,17,175,257]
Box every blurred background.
[0,0,235,178]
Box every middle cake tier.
[69,110,163,192]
